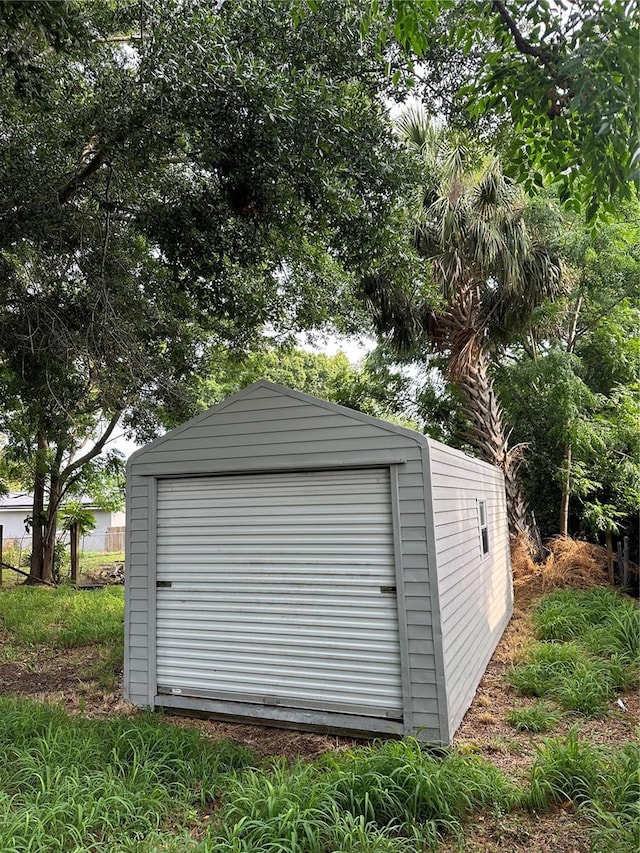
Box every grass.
[1,695,636,852]
[505,703,562,733]
[77,549,125,575]
[0,581,638,851]
[523,729,640,853]
[0,701,517,853]
[0,697,256,853]
[0,584,125,690]
[0,584,124,647]
[508,588,639,716]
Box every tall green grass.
[505,702,562,733]
[533,588,640,664]
[1,697,637,852]
[0,699,518,853]
[0,585,124,647]
[0,697,255,853]
[509,588,640,716]
[211,738,517,851]
[523,729,640,853]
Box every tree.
[356,0,639,219]
[361,109,563,534]
[202,345,418,428]
[495,201,640,543]
[0,0,417,582]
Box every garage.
[125,381,512,743]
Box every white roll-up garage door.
[155,468,403,719]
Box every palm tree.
[362,107,563,535]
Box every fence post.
[606,529,614,585]
[70,522,80,584]
[622,536,630,588]
[0,524,3,586]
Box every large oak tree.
[0,0,416,582]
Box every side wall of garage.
[125,382,449,741]
[425,438,513,740]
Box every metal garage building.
[124,381,512,743]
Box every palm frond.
[396,103,437,154]
[358,273,424,355]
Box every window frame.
[478,499,490,557]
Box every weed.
[476,711,497,725]
[508,641,585,696]
[208,738,517,851]
[0,697,256,853]
[533,589,640,662]
[524,729,607,810]
[325,738,516,834]
[79,639,125,690]
[523,730,639,852]
[505,703,562,733]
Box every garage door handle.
[380,585,397,594]
[157,581,172,588]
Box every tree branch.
[59,410,123,484]
[492,0,560,79]
[57,149,108,204]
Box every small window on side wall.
[478,500,489,555]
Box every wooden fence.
[105,526,125,552]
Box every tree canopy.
[0,0,417,581]
[358,0,639,219]
[362,109,563,534]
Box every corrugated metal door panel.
[155,469,403,719]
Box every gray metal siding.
[124,474,151,706]
[427,439,512,740]
[124,383,439,739]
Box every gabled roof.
[128,380,428,467]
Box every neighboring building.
[0,493,125,553]
[124,381,512,743]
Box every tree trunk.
[441,287,534,539]
[29,432,48,582]
[456,348,531,537]
[606,528,614,585]
[42,475,62,585]
[70,522,80,584]
[559,443,572,536]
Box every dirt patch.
[439,807,592,853]
[0,646,105,696]
[0,659,84,695]
[164,713,361,759]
